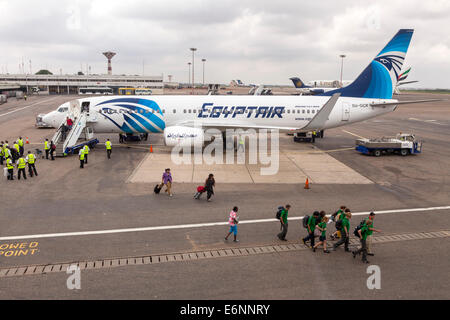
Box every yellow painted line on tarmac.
[342,129,366,139]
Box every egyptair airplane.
[42,29,438,153]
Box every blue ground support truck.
[355,133,423,157]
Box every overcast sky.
[0,0,449,88]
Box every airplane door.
[342,102,350,121]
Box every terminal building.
[0,74,164,95]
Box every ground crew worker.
[237,135,245,152]
[14,141,20,155]
[333,209,351,252]
[79,148,85,168]
[105,139,112,159]
[353,219,372,263]
[44,139,50,159]
[6,157,14,180]
[26,151,38,177]
[18,137,24,156]
[311,130,317,143]
[17,156,27,180]
[0,141,4,165]
[83,145,90,164]
[4,146,11,163]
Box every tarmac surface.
[0,93,449,299]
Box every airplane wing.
[301,93,341,131]
[370,99,445,107]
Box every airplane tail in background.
[290,77,309,88]
[320,29,414,99]
[398,66,411,81]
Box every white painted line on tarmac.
[0,97,59,118]
[0,206,449,241]
[342,129,366,139]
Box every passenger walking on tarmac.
[18,137,24,156]
[333,209,352,252]
[159,168,173,197]
[313,216,330,253]
[205,173,215,202]
[302,211,320,248]
[83,144,90,164]
[26,151,38,177]
[353,219,372,263]
[330,205,346,240]
[79,148,85,168]
[119,134,124,143]
[6,157,14,180]
[44,139,50,159]
[105,139,112,159]
[50,140,56,160]
[365,212,381,256]
[17,156,27,180]
[225,206,240,242]
[277,204,291,241]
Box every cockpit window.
[58,107,68,113]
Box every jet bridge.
[51,100,99,156]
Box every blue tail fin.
[320,29,414,99]
[290,77,310,88]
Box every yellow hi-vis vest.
[0,148,3,157]
[14,144,19,152]
[84,145,89,154]
[17,158,26,169]
[27,154,35,164]
[79,151,85,161]
[18,139,24,147]
[4,148,10,159]
[6,158,13,169]
[105,141,112,150]
[44,141,49,150]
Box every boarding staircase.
[51,103,99,157]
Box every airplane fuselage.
[45,95,396,134]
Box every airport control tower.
[102,51,116,75]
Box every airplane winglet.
[302,93,341,131]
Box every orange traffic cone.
[304,178,310,189]
[26,137,29,144]
[150,145,153,153]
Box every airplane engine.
[164,126,204,147]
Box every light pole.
[201,58,206,86]
[188,62,191,88]
[190,48,197,94]
[339,54,346,87]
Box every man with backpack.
[302,211,320,248]
[365,212,381,256]
[330,205,346,240]
[332,209,352,252]
[277,204,291,241]
[353,219,372,263]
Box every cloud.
[0,0,448,88]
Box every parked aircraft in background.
[42,29,439,154]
